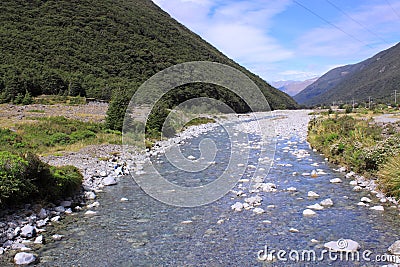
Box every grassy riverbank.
[308,112,400,198]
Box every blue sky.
[152,0,400,82]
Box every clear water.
[34,119,400,267]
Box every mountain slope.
[294,43,400,106]
[0,0,297,109]
[271,77,318,96]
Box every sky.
[152,0,400,82]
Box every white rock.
[338,166,347,172]
[20,225,36,238]
[330,178,342,184]
[370,205,384,211]
[302,172,311,176]
[361,197,372,203]
[353,186,363,191]
[84,210,97,215]
[263,220,272,224]
[324,239,360,252]
[231,202,243,212]
[311,239,319,243]
[120,198,129,202]
[64,208,72,214]
[217,219,224,224]
[286,187,297,192]
[87,201,100,209]
[307,203,324,210]
[303,209,316,216]
[51,216,61,222]
[244,196,262,205]
[320,198,334,207]
[37,208,48,219]
[357,202,369,206]
[84,191,96,200]
[99,171,107,177]
[307,191,320,198]
[55,206,65,213]
[345,171,355,179]
[33,235,43,244]
[388,240,400,255]
[187,155,196,160]
[349,180,358,186]
[181,220,193,224]
[289,228,299,233]
[52,234,64,241]
[103,176,117,186]
[253,207,265,214]
[14,252,36,265]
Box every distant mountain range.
[271,77,319,96]
[294,42,400,106]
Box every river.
[35,111,400,266]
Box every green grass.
[308,115,400,199]
[0,116,121,154]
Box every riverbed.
[19,111,400,266]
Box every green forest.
[0,0,298,117]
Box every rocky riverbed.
[1,110,400,266]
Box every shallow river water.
[37,115,400,266]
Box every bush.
[378,155,400,199]
[0,151,83,207]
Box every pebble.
[120,198,129,202]
[303,209,317,216]
[51,216,61,222]
[286,187,297,192]
[84,191,97,200]
[253,208,265,214]
[14,252,36,265]
[307,203,324,210]
[289,228,299,233]
[231,202,244,212]
[34,235,44,244]
[307,191,320,198]
[52,234,64,241]
[361,197,372,203]
[324,239,360,252]
[181,220,193,224]
[330,178,342,184]
[84,210,97,215]
[369,206,384,211]
[20,225,36,238]
[353,186,362,191]
[320,198,334,207]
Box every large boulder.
[324,239,360,252]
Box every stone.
[345,171,355,179]
[36,218,48,228]
[87,201,100,209]
[54,206,65,213]
[231,202,243,211]
[84,210,97,215]
[181,220,193,224]
[103,176,117,186]
[311,239,319,243]
[357,202,369,206]
[60,201,72,208]
[307,203,324,210]
[20,225,36,238]
[253,207,265,214]
[244,196,262,205]
[64,208,72,214]
[289,228,299,233]
[388,240,400,255]
[85,191,96,200]
[303,209,316,216]
[310,170,318,178]
[320,198,334,207]
[370,205,384,211]
[37,208,48,219]
[338,166,347,172]
[353,186,363,191]
[187,155,196,160]
[307,191,320,198]
[51,216,61,222]
[286,187,297,192]
[361,197,372,203]
[330,178,342,184]
[324,239,360,252]
[120,198,129,202]
[349,180,358,186]
[34,235,43,244]
[52,234,64,241]
[14,252,36,265]
[99,171,107,177]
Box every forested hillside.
[0,0,297,111]
[295,43,400,106]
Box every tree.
[105,89,132,131]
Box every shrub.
[378,155,400,199]
[49,165,83,198]
[49,132,70,145]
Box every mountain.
[0,0,298,110]
[294,43,400,106]
[271,77,319,96]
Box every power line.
[385,0,400,20]
[292,0,374,49]
[325,0,390,45]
